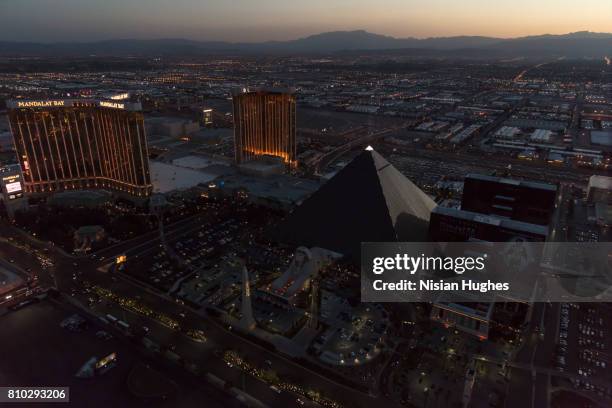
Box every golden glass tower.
[7,99,152,197]
[231,88,296,167]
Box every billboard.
[5,181,22,194]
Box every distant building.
[530,128,553,142]
[429,175,549,340]
[505,118,567,132]
[429,206,548,242]
[431,298,493,340]
[231,87,296,168]
[202,108,213,126]
[461,174,557,226]
[587,175,612,204]
[0,164,28,218]
[590,130,612,147]
[588,202,612,228]
[346,105,379,114]
[450,124,480,144]
[7,99,152,197]
[494,126,521,139]
[586,175,612,229]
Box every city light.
[0,10,611,408]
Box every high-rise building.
[7,99,152,197]
[461,174,557,226]
[587,175,612,205]
[231,88,296,167]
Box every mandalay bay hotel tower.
[7,99,152,197]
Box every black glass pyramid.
[276,147,436,258]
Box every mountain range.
[1,30,612,57]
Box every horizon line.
[2,29,610,44]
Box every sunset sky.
[0,0,610,42]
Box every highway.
[312,122,414,172]
[513,60,557,82]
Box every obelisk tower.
[240,266,256,330]
[307,279,319,330]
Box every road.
[513,60,556,82]
[313,122,414,172]
[0,219,393,408]
[503,302,556,408]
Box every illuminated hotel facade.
[231,88,297,167]
[7,99,152,197]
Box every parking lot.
[123,195,286,295]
